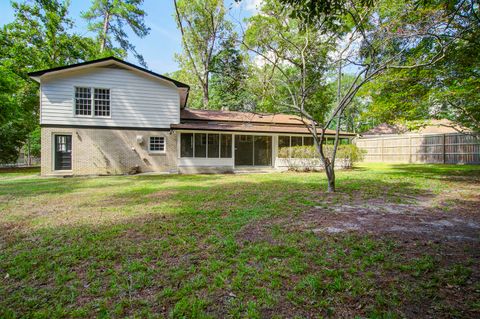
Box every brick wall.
[41,127,178,176]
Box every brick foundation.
[41,127,178,176]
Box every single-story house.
[29,57,355,176]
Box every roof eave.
[27,56,190,89]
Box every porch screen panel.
[303,136,314,146]
[253,136,272,166]
[194,133,207,157]
[324,137,334,145]
[208,134,220,158]
[291,136,303,147]
[180,133,194,157]
[278,136,290,158]
[235,135,253,165]
[220,134,232,158]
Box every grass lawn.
[0,164,479,318]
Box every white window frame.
[73,86,111,118]
[179,133,232,159]
[149,136,166,154]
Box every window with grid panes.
[149,136,165,152]
[75,87,92,115]
[94,88,110,116]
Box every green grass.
[0,163,479,318]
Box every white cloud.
[244,0,263,13]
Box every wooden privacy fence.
[354,133,480,164]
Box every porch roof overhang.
[171,122,356,136]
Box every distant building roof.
[362,119,469,136]
[416,119,467,134]
[362,123,407,135]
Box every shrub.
[278,143,365,171]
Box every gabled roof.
[28,56,189,89]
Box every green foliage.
[278,144,365,169]
[0,64,35,163]
[243,0,334,120]
[357,0,480,133]
[174,0,231,108]
[26,127,42,158]
[209,33,253,111]
[82,0,150,66]
[332,144,366,164]
[279,0,373,25]
[0,122,29,164]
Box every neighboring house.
[362,119,469,136]
[29,57,355,176]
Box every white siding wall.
[40,66,180,128]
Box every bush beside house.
[278,144,365,171]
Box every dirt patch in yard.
[288,193,480,243]
[271,190,480,318]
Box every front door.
[234,135,272,166]
[54,135,72,170]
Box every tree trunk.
[100,11,110,52]
[325,164,335,192]
[323,61,342,193]
[317,140,336,193]
[202,77,209,108]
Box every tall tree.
[82,0,150,66]
[209,33,252,111]
[173,0,231,108]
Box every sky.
[0,0,261,74]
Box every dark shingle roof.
[28,56,189,88]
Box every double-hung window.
[149,136,166,153]
[75,87,92,116]
[75,87,110,117]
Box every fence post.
[443,134,446,164]
[381,138,384,162]
[407,136,410,163]
[27,138,31,166]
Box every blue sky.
[0,0,260,74]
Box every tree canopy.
[82,0,150,66]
